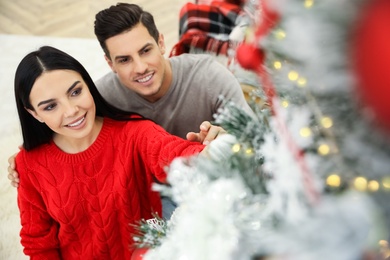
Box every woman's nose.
[63,102,79,118]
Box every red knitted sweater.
[16,117,204,259]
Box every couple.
[9,3,252,259]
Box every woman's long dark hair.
[15,45,143,151]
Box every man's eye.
[119,58,129,63]
[142,48,151,54]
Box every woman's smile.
[65,113,87,128]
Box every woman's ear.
[25,108,44,123]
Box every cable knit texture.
[16,117,204,259]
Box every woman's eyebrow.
[37,81,81,107]
[66,81,81,95]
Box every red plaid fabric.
[196,0,245,5]
[170,1,244,57]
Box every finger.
[203,127,227,145]
[7,163,19,176]
[202,127,220,145]
[11,181,19,188]
[199,121,211,132]
[8,155,16,169]
[7,170,18,180]
[187,132,207,143]
[186,132,199,142]
[7,165,14,176]
[188,131,208,143]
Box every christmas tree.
[133,0,390,259]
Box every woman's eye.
[44,104,56,111]
[71,88,82,96]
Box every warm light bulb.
[273,61,282,70]
[232,143,241,153]
[300,127,312,137]
[382,177,390,190]
[245,148,254,155]
[288,71,299,81]
[326,174,341,187]
[368,180,380,192]
[304,0,314,8]
[354,177,368,191]
[297,77,307,87]
[321,117,333,128]
[282,100,289,108]
[274,29,286,40]
[379,240,390,258]
[318,144,330,155]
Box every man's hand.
[7,152,19,188]
[186,121,226,145]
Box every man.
[93,3,252,139]
[8,3,253,218]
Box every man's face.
[105,23,170,103]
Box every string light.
[367,180,380,192]
[382,177,390,190]
[288,70,299,81]
[321,117,333,128]
[326,174,341,187]
[232,143,241,153]
[325,174,388,193]
[325,175,387,193]
[379,240,390,258]
[379,239,388,247]
[281,100,289,108]
[317,144,330,156]
[273,61,282,70]
[353,177,368,192]
[297,77,307,87]
[274,29,286,40]
[304,0,314,8]
[231,144,253,156]
[299,127,312,137]
[245,148,254,155]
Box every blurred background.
[0,0,188,51]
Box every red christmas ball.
[131,247,149,260]
[352,0,390,132]
[236,43,264,71]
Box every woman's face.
[27,69,97,143]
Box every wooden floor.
[0,0,188,51]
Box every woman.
[14,46,213,259]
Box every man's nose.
[133,57,148,74]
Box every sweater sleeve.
[132,120,205,182]
[16,151,61,260]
